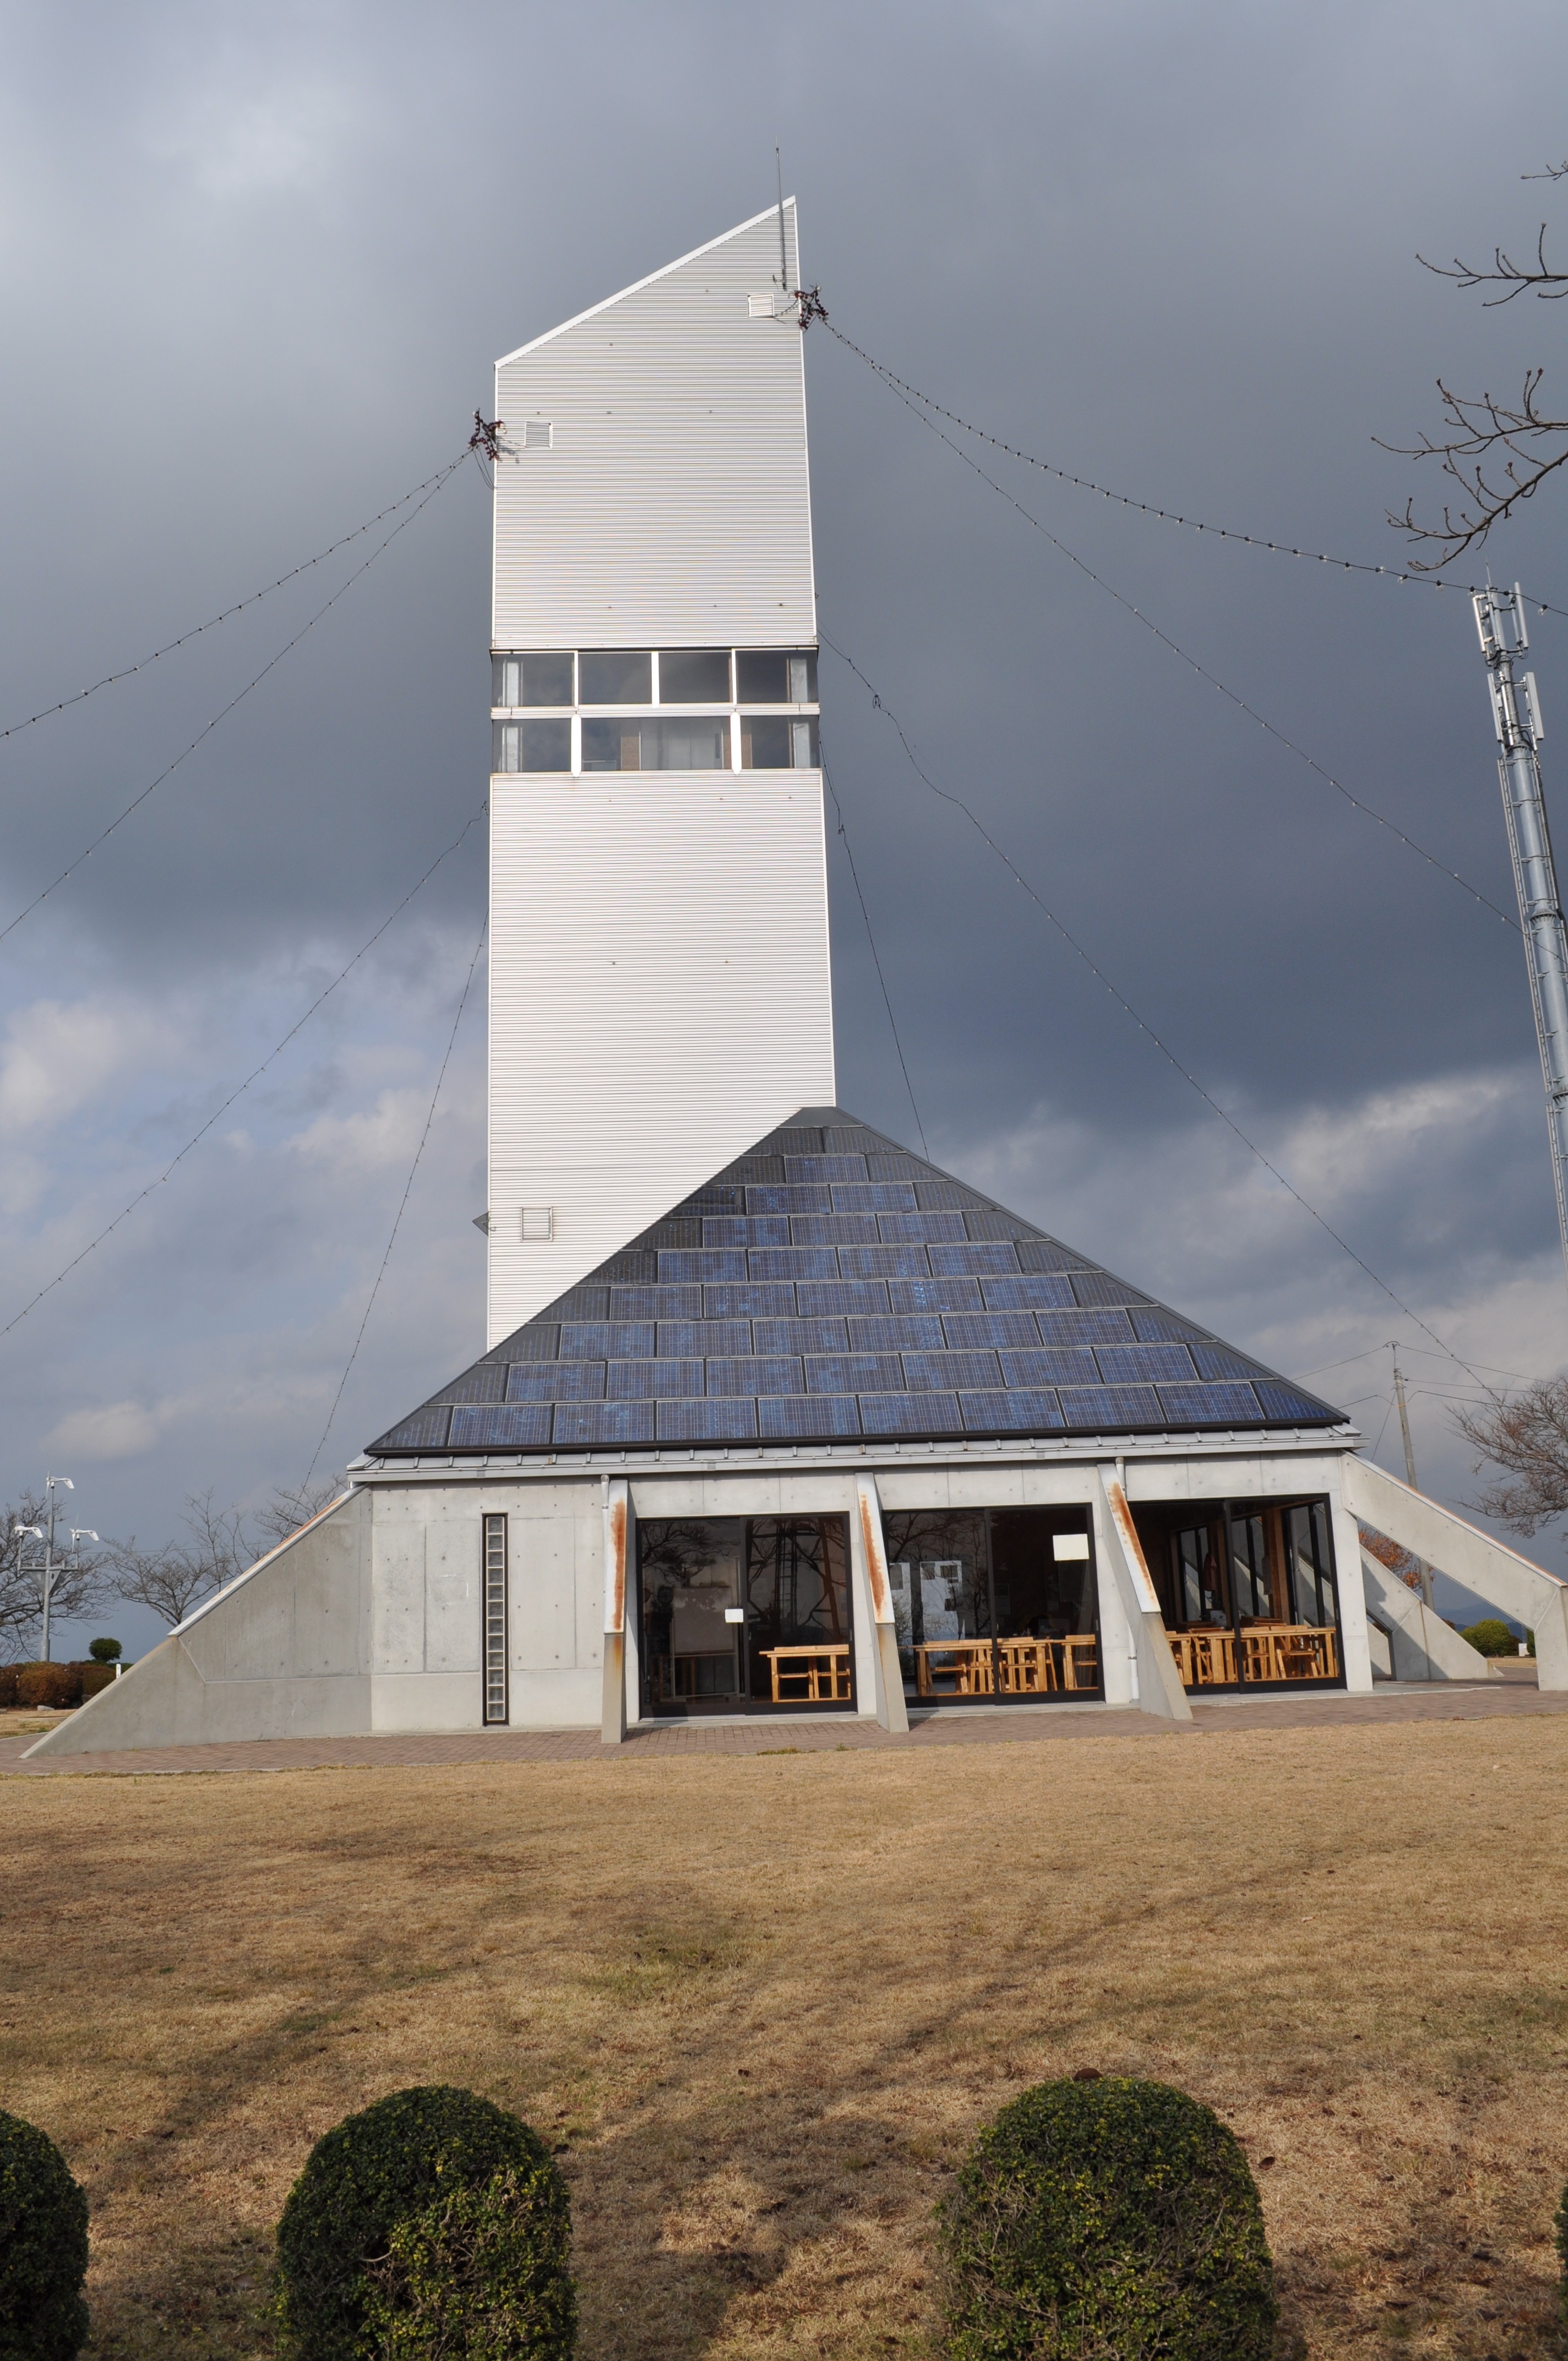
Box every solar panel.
[997,1346,1102,1387]
[657,1397,759,1441]
[888,1277,983,1313]
[1033,1308,1136,1344]
[1155,1382,1264,1426]
[658,1248,747,1283]
[504,1323,562,1362]
[703,1215,789,1247]
[559,1321,657,1361]
[823,1126,889,1155]
[705,1356,804,1396]
[845,1314,946,1352]
[959,1389,1064,1433]
[609,1285,704,1321]
[787,1214,880,1245]
[827,1182,919,1212]
[601,1250,658,1284]
[537,1284,611,1320]
[656,1320,753,1358]
[837,1244,930,1279]
[724,1156,787,1183]
[506,1362,607,1401]
[373,1406,452,1452]
[1070,1270,1153,1307]
[752,1316,851,1353]
[758,1394,862,1438]
[449,1404,554,1450]
[901,1349,1003,1391]
[553,1401,656,1447]
[1130,1308,1212,1345]
[863,1154,928,1178]
[743,1183,832,1215]
[940,1311,1042,1351]
[704,1283,798,1318]
[1190,1342,1270,1382]
[795,1280,892,1315]
[1015,1239,1094,1273]
[1253,1379,1341,1424]
[440,1363,510,1405]
[977,1276,1076,1311]
[748,1247,839,1280]
[784,1155,869,1181]
[912,1180,988,1210]
[928,1242,1021,1276]
[606,1358,706,1400]
[858,1391,962,1436]
[803,1353,903,1394]
[875,1212,967,1242]
[1095,1343,1199,1385]
[962,1209,1041,1242]
[1056,1384,1164,1429]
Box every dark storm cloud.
[4,0,1568,1650]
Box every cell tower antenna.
[1473,583,1568,1299]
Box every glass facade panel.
[1286,1500,1338,1626]
[882,1506,1099,1705]
[579,649,652,704]
[638,1515,852,1716]
[740,715,819,768]
[659,649,732,701]
[493,718,571,773]
[492,652,574,708]
[735,649,818,701]
[1146,1495,1343,1689]
[1229,1511,1277,1621]
[581,717,730,770]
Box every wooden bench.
[758,1644,852,1703]
[919,1636,1101,1697]
[915,1639,995,1696]
[1170,1629,1238,1686]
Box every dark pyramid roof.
[367,1108,1344,1457]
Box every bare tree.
[1384,164,1568,564]
[253,1476,346,1553]
[0,1493,110,1662]
[1358,1524,1424,1591]
[108,1490,251,1629]
[1452,1377,1568,1537]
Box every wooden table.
[915,1639,995,1697]
[1240,1623,1338,1682]
[996,1638,1058,1695]
[1169,1629,1238,1687]
[759,1644,852,1703]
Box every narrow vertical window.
[482,1514,509,1724]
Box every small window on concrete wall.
[482,1514,508,1724]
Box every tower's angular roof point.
[366,1109,1344,1457]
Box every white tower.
[486,201,836,1347]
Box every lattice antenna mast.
[1473,584,1568,1295]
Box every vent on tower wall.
[520,1206,555,1240]
[521,420,553,450]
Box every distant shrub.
[0,2109,90,2360]
[275,2086,574,2361]
[1462,1618,1518,1657]
[79,1666,117,1700]
[86,1638,121,1664]
[15,1664,78,1711]
[939,2077,1277,2361]
[0,1666,19,1709]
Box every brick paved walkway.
[2,1679,1563,1779]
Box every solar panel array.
[368,1111,1343,1455]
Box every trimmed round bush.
[1462,1618,1518,1657]
[275,2086,574,2361]
[939,2077,1277,2361]
[86,1639,122,1665]
[0,2110,89,2361]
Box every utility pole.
[12,1475,86,1662]
[1389,1351,1434,1607]
[1473,584,1568,1297]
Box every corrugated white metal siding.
[492,203,814,650]
[487,771,835,1345]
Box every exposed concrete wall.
[27,1490,373,1757]
[1342,1456,1568,1691]
[1359,1547,1494,1682]
[1096,1472,1193,1724]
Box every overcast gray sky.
[6,0,1568,1656]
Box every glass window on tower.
[492,653,574,708]
[736,650,818,702]
[579,650,652,704]
[658,650,732,702]
[740,716,819,769]
[493,718,571,773]
[581,717,729,771]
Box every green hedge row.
[7,2081,1568,2358]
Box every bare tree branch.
[1380,368,1568,563]
[252,1476,345,1553]
[0,1493,110,1661]
[107,1489,251,1629]
[1451,1377,1568,1537]
[1417,221,1568,305]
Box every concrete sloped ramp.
[1343,1457,1567,1690]
[1359,1547,1493,1682]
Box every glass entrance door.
[638,1515,853,1716]
[883,1506,1101,1705]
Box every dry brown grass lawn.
[4,1716,1567,2361]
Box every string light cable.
[304,909,489,1485]
[0,456,466,949]
[819,349,1521,939]
[821,630,1485,1387]
[819,319,1565,617]
[0,798,488,1342]
[820,739,929,1157]
[0,449,472,746]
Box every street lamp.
[12,1477,86,1662]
